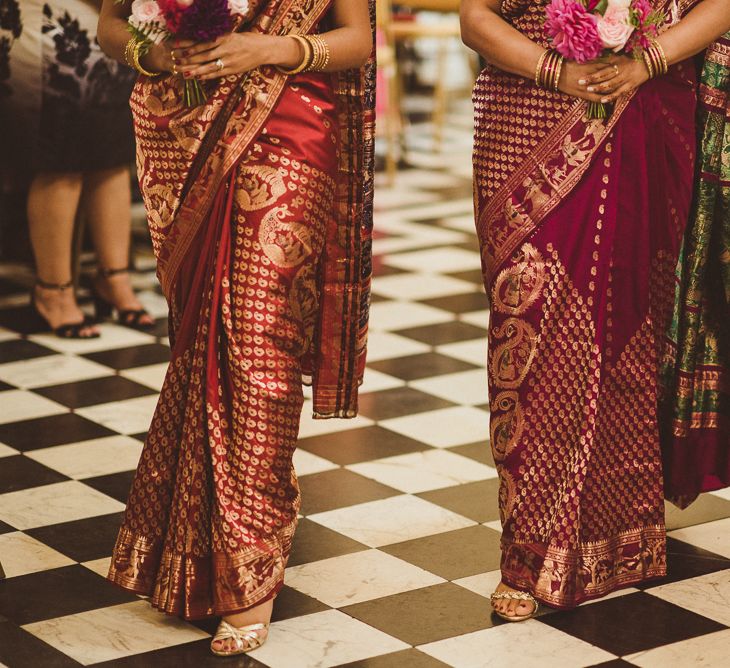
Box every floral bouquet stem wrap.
[544,0,667,119]
[121,0,250,106]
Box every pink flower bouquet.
[543,0,666,118]
[120,0,250,106]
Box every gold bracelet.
[277,35,313,75]
[552,53,564,92]
[124,37,136,69]
[652,39,669,75]
[642,50,655,79]
[543,51,560,90]
[535,50,549,88]
[129,38,160,77]
[305,35,331,72]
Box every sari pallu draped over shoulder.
[473,0,703,609]
[661,33,730,507]
[107,0,375,619]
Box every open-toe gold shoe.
[490,590,539,622]
[210,620,270,657]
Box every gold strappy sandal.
[210,620,270,657]
[490,590,539,622]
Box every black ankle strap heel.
[31,279,99,339]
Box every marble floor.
[1,103,730,668]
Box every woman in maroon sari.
[98,0,374,655]
[461,0,730,621]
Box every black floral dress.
[0,0,136,173]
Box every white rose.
[606,0,633,8]
[228,0,250,16]
[596,6,636,52]
[130,0,162,24]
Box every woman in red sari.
[460,0,730,621]
[98,0,374,655]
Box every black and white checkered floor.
[1,108,730,668]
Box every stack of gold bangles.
[277,34,331,75]
[535,49,564,91]
[125,37,159,77]
[642,39,669,79]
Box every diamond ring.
[215,58,225,71]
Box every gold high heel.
[210,620,270,657]
[490,590,539,622]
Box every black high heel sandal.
[31,279,100,339]
[92,266,155,332]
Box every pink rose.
[228,0,250,15]
[131,0,163,24]
[544,0,603,63]
[596,6,636,52]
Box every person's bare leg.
[211,598,274,653]
[83,166,153,326]
[28,172,99,336]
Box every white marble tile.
[453,570,503,600]
[441,214,478,233]
[0,328,19,342]
[26,436,143,480]
[298,402,374,438]
[81,557,112,579]
[368,301,453,332]
[436,339,487,366]
[249,610,408,668]
[22,600,208,665]
[374,187,441,211]
[0,532,75,577]
[347,449,497,494]
[120,363,169,392]
[286,549,444,607]
[483,520,503,533]
[395,198,474,222]
[418,621,616,668]
[135,290,169,318]
[0,355,113,390]
[382,248,483,274]
[380,406,489,449]
[709,487,730,501]
[459,310,490,330]
[372,274,477,301]
[76,395,160,436]
[383,168,465,191]
[668,517,730,558]
[364,331,431,362]
[293,448,338,477]
[0,390,67,425]
[0,481,124,530]
[358,368,406,394]
[0,442,18,457]
[410,369,488,406]
[645,570,730,626]
[625,629,730,668]
[308,494,475,548]
[29,323,156,355]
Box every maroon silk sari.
[474,0,701,608]
[108,0,375,619]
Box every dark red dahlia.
[171,0,234,41]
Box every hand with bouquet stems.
[559,54,651,104]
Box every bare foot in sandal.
[210,597,273,656]
[490,582,538,622]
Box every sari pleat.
[108,0,375,620]
[474,0,701,608]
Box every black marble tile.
[271,585,331,622]
[0,305,49,335]
[445,268,487,286]
[0,618,82,668]
[367,352,479,382]
[299,469,400,515]
[0,565,137,625]
[417,479,501,525]
[83,471,135,505]
[0,455,70,493]
[130,432,148,442]
[587,661,639,668]
[339,649,451,668]
[0,339,56,364]
[288,518,368,567]
[381,525,502,580]
[27,513,124,563]
[449,441,495,467]
[540,591,726,656]
[419,292,488,315]
[92,639,268,668]
[342,583,495,646]
[356,387,455,421]
[83,344,170,371]
[0,380,14,391]
[298,426,431,466]
[394,321,487,346]
[0,414,116,451]
[636,537,730,589]
[0,519,15,534]
[35,376,156,409]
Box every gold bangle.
[305,35,330,72]
[535,50,549,88]
[642,50,655,79]
[652,40,669,75]
[552,54,564,92]
[129,39,160,77]
[277,35,312,75]
[543,51,560,90]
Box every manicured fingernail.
[587,86,595,92]
[578,79,587,85]
[601,97,609,103]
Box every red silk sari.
[474,0,701,608]
[108,0,375,619]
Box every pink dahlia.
[544,0,604,63]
